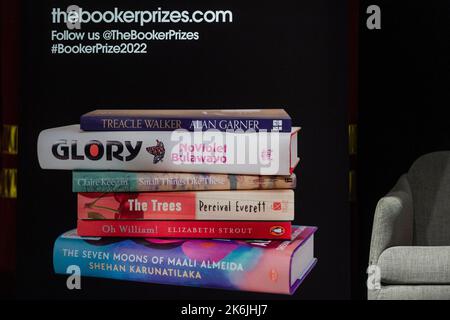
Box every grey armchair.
[368,151,450,300]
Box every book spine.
[37,125,297,175]
[77,220,292,239]
[80,116,291,133]
[53,233,292,294]
[78,190,294,221]
[72,171,297,192]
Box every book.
[80,109,291,132]
[72,171,297,192]
[77,220,292,240]
[78,190,294,221]
[53,226,317,294]
[37,125,300,175]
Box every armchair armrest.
[369,174,414,266]
[378,246,450,284]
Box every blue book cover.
[53,226,317,294]
[80,109,292,132]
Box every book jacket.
[77,220,292,240]
[78,190,294,221]
[53,226,317,294]
[37,125,300,175]
[73,171,297,192]
[80,109,291,132]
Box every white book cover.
[37,124,300,175]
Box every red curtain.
[0,0,20,278]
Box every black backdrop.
[357,0,450,298]
[17,0,350,299]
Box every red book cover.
[77,220,292,240]
[78,190,294,221]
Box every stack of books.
[38,109,317,295]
